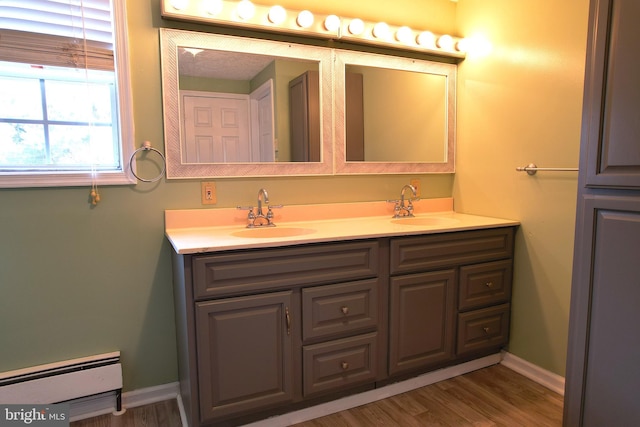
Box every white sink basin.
[391,216,460,226]
[232,227,317,238]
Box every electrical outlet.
[410,179,421,197]
[201,181,216,205]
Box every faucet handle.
[266,204,283,220]
[386,199,402,215]
[237,205,256,220]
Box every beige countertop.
[165,198,520,254]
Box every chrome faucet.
[237,188,282,227]
[388,184,419,218]
[257,188,269,218]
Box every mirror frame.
[334,50,456,174]
[160,28,334,178]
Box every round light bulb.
[416,31,436,48]
[373,22,390,39]
[204,0,223,16]
[437,34,454,50]
[348,18,365,35]
[297,10,314,28]
[170,0,189,10]
[324,15,341,32]
[236,0,255,20]
[456,38,470,52]
[396,26,413,44]
[268,5,286,24]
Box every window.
[0,0,134,187]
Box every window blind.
[0,0,114,70]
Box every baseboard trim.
[500,351,565,396]
[243,354,502,427]
[69,382,179,422]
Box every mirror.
[160,29,457,178]
[160,29,334,178]
[334,50,456,174]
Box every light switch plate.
[201,181,216,205]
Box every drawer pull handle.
[485,281,494,289]
[341,361,349,370]
[341,306,349,315]
[483,327,490,334]
[285,307,291,336]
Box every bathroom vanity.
[166,201,518,427]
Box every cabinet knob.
[483,327,490,334]
[485,281,494,289]
[341,306,349,315]
[341,361,349,370]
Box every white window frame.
[0,0,135,188]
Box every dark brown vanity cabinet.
[173,240,383,426]
[389,227,515,377]
[172,227,516,426]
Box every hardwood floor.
[71,399,182,427]
[293,365,563,427]
[71,365,563,427]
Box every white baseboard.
[500,351,565,396]
[69,382,179,422]
[242,354,502,427]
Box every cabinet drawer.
[457,303,510,356]
[193,241,379,299]
[390,228,514,275]
[302,279,378,341]
[302,332,378,397]
[459,260,513,311]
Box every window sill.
[0,171,137,188]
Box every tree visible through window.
[0,0,134,187]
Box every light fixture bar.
[162,0,340,38]
[161,0,467,59]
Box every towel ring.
[129,141,166,183]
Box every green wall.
[0,0,587,392]
[455,0,589,375]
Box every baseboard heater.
[0,351,123,411]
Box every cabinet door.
[195,291,294,423]
[389,270,456,376]
[583,0,640,188]
[565,195,640,426]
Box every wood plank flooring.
[71,399,182,427]
[293,365,563,427]
[71,364,563,427]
